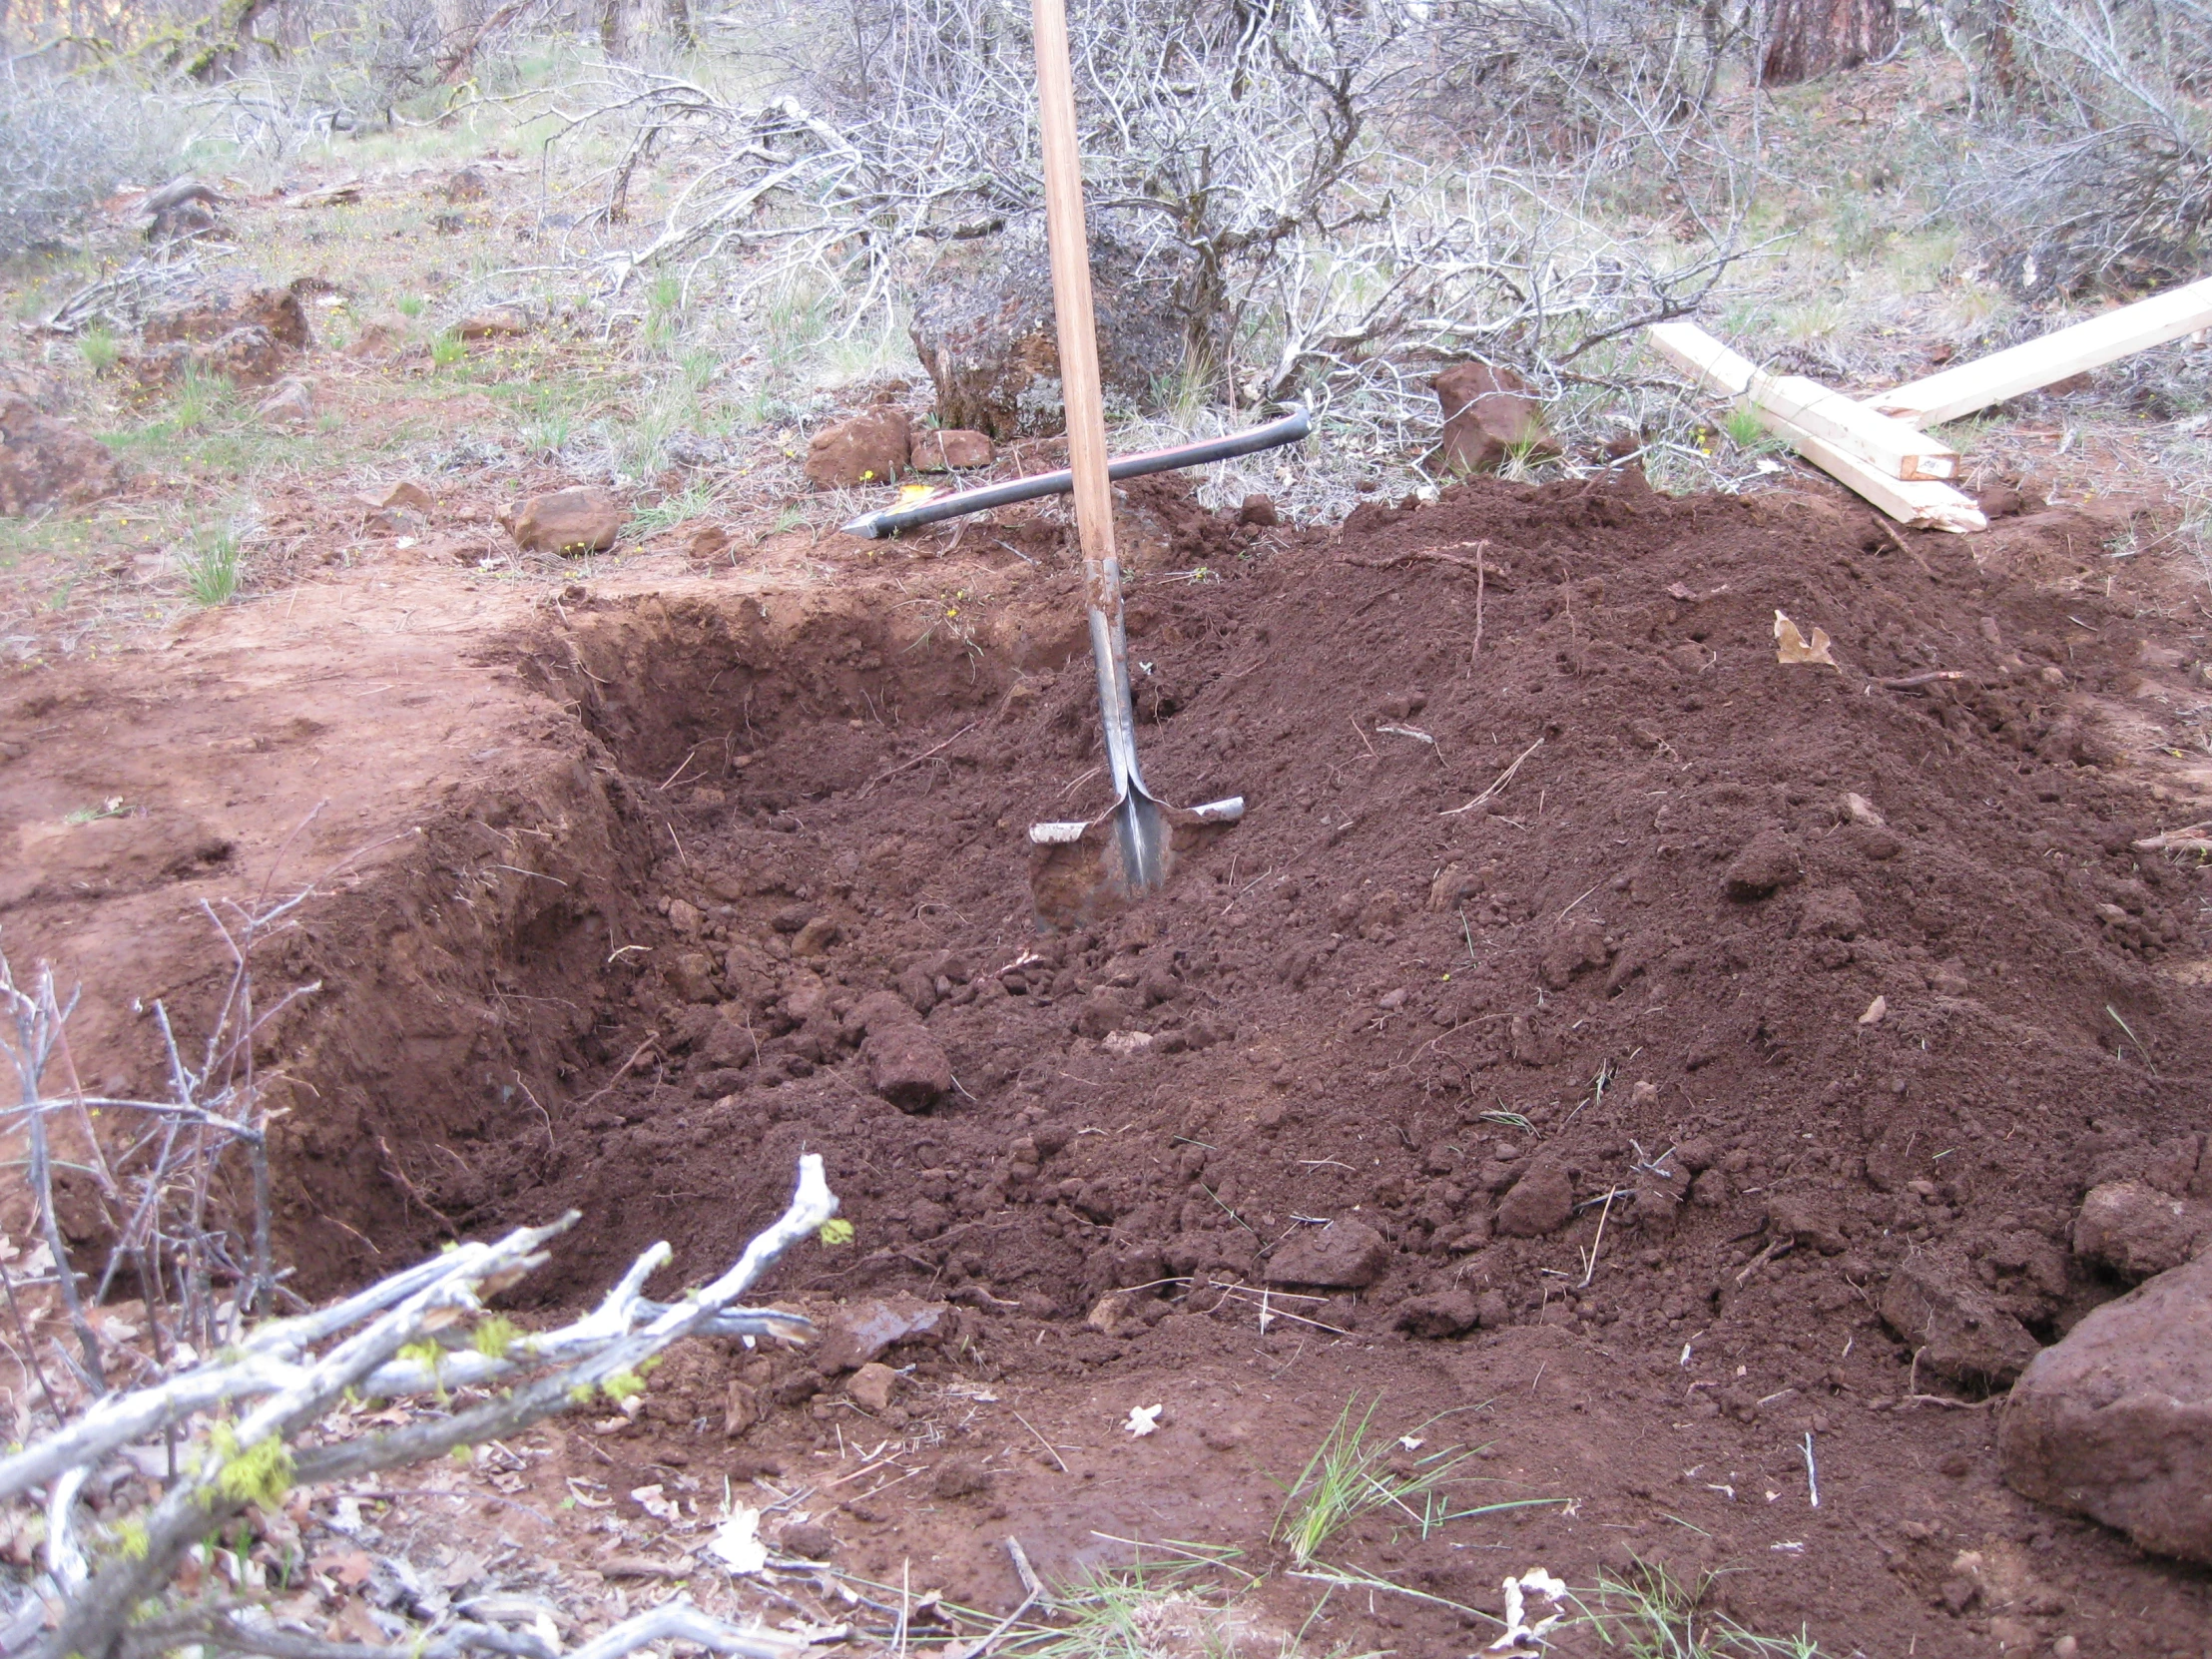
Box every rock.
[457,306,531,340]
[1723,830,1804,900]
[2000,1252,2212,1563]
[1880,1247,2040,1384]
[864,1021,952,1111]
[804,408,910,489]
[844,991,919,1037]
[1266,1218,1389,1289]
[792,915,842,957]
[1238,493,1279,527]
[908,428,995,471]
[1496,1160,1575,1238]
[0,394,122,515]
[687,522,730,563]
[815,1294,948,1372]
[1394,1290,1479,1338]
[2074,1181,2212,1282]
[147,199,224,243]
[145,280,311,352]
[345,323,402,360]
[508,487,624,556]
[907,223,1186,439]
[846,1362,898,1412]
[254,377,314,424]
[444,166,491,203]
[131,326,293,389]
[141,176,223,219]
[1432,361,1559,475]
[354,479,435,516]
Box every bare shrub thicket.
[1941,0,2212,295]
[546,0,1759,453]
[0,69,177,257]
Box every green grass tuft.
[1271,1394,1496,1566]
[78,325,119,373]
[179,528,243,605]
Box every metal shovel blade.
[1030,786,1244,927]
[1028,597,1243,926]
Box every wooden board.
[1648,322,1987,533]
[1868,275,2212,428]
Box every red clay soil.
[8,467,2212,1654]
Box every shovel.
[1023,0,1249,925]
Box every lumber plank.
[1648,322,1986,534]
[1867,275,2212,428]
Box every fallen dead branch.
[6,1156,835,1659]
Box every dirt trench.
[10,469,2212,1651]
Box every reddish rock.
[457,306,531,340]
[1880,1247,2040,1384]
[1238,493,1280,527]
[846,1362,898,1411]
[1496,1160,1575,1238]
[2074,1181,2212,1282]
[132,326,293,388]
[254,377,314,425]
[909,428,994,471]
[865,1018,951,1111]
[1432,362,1558,475]
[144,281,310,352]
[2001,1251,2212,1563]
[0,394,123,515]
[805,409,910,489]
[1265,1218,1389,1288]
[815,1294,948,1371]
[508,486,625,556]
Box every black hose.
[838,404,1313,538]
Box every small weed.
[179,527,243,605]
[63,797,128,826]
[1272,1394,1489,1566]
[1721,406,1767,448]
[630,476,723,534]
[171,366,220,432]
[78,326,119,373]
[1571,1560,1826,1657]
[396,294,426,318]
[1020,1545,1254,1659]
[772,503,806,534]
[429,332,466,369]
[679,347,719,391]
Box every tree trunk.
[1760,0,1898,85]
[667,0,695,50]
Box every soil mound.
[408,469,2208,1647]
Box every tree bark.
[1760,0,1898,85]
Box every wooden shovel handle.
[1030,0,1117,586]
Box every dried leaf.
[1775,610,1839,668]
[1859,995,1888,1026]
[707,1506,767,1574]
[1125,1403,1163,1436]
